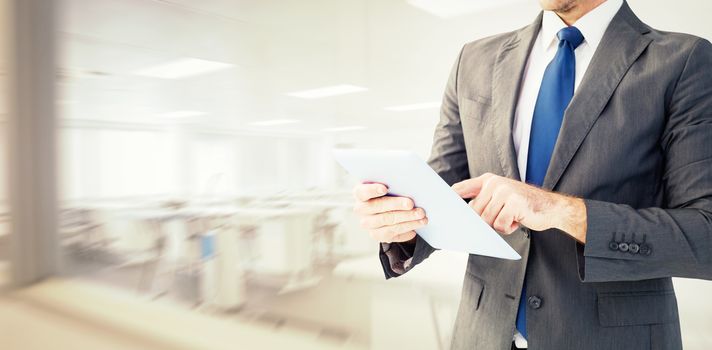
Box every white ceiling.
[56,0,712,134]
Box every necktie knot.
[557,26,584,49]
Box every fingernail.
[377,186,387,195]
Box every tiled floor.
[0,279,365,350]
[0,295,168,350]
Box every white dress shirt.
[510,0,623,347]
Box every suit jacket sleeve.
[577,38,712,283]
[378,46,471,279]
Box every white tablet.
[333,148,521,260]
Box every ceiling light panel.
[384,101,441,111]
[249,119,301,126]
[133,58,234,79]
[286,84,368,99]
[321,126,367,132]
[407,0,524,18]
[155,110,206,119]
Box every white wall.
[60,127,173,199]
[59,126,329,200]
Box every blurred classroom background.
[0,0,711,349]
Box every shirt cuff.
[379,239,416,278]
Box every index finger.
[452,176,485,198]
[353,182,389,202]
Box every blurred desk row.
[58,192,372,310]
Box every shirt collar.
[540,0,624,51]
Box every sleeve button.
[618,242,629,252]
[640,244,652,256]
[608,241,619,251]
[628,243,640,254]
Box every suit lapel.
[491,14,542,181]
[542,2,652,190]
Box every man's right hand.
[352,183,428,243]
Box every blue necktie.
[516,26,584,340]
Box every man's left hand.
[452,173,587,242]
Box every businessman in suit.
[351,0,712,349]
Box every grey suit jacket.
[378,2,712,350]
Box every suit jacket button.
[618,242,629,252]
[640,244,652,256]
[608,241,619,251]
[628,243,640,254]
[528,296,542,309]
